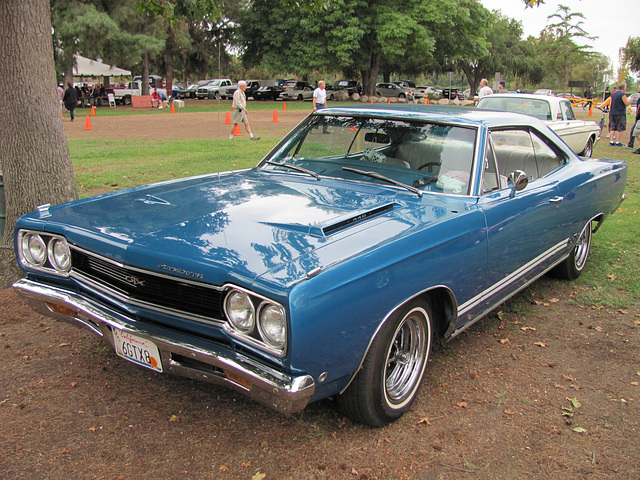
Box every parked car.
[279,81,314,101]
[476,93,601,157]
[627,92,640,108]
[177,80,208,99]
[335,80,362,96]
[376,82,409,98]
[13,105,627,427]
[534,88,555,96]
[253,85,284,101]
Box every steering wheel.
[417,162,440,172]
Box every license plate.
[113,329,163,373]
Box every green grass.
[67,105,640,309]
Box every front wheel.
[337,300,433,427]
[551,221,593,280]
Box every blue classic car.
[13,105,627,426]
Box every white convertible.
[477,93,600,157]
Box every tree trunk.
[362,52,381,96]
[0,0,78,249]
[142,51,150,96]
[0,0,78,285]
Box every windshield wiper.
[265,161,321,180]
[342,167,422,197]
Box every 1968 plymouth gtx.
[476,93,601,158]
[13,105,626,426]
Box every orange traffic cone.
[84,115,92,130]
[425,98,430,105]
[90,105,96,115]
[387,99,391,104]
[272,109,279,122]
[282,102,287,111]
[233,124,242,136]
[225,111,232,124]
[171,103,176,113]
[588,104,593,116]
[370,100,373,104]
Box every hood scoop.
[317,203,396,236]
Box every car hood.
[25,169,463,289]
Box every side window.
[490,129,565,182]
[481,141,501,193]
[561,101,576,121]
[491,130,538,182]
[531,132,565,177]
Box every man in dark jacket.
[627,85,640,149]
[62,82,78,122]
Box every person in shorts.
[599,82,631,147]
[229,81,260,140]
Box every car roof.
[316,104,551,130]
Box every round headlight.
[22,233,47,266]
[258,303,286,350]
[48,238,71,273]
[224,290,255,333]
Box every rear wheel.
[338,300,433,427]
[580,137,594,157]
[552,221,592,280]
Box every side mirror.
[508,170,528,197]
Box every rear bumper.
[13,278,315,415]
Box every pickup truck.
[222,80,261,100]
[196,79,232,100]
[113,81,167,105]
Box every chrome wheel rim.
[574,223,592,271]
[384,307,430,408]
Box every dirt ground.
[1,103,639,480]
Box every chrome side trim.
[457,239,568,318]
[13,279,315,415]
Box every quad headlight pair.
[223,287,287,356]
[18,230,71,275]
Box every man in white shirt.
[229,80,260,140]
[313,80,327,110]
[478,78,493,99]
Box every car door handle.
[550,196,564,203]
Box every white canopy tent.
[72,55,131,77]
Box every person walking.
[62,81,78,122]
[229,80,260,141]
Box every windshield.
[260,114,477,195]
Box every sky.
[479,0,636,79]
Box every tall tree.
[544,4,595,95]
[0,0,77,273]
[622,36,640,73]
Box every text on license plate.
[113,329,163,373]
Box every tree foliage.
[622,36,640,73]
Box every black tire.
[297,94,303,101]
[123,95,131,106]
[551,221,592,280]
[579,137,594,158]
[337,300,433,427]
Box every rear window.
[478,97,553,121]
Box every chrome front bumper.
[13,278,315,415]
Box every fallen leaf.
[417,417,431,425]
[631,382,639,386]
[618,310,629,314]
[252,472,267,480]
[607,274,615,281]
[219,465,228,472]
[573,427,587,433]
[534,342,547,347]
[499,338,510,344]
[563,374,576,382]
[554,384,567,389]
[520,326,537,332]
[549,298,560,303]
[456,401,469,408]
[504,409,518,415]
[169,415,179,423]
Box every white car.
[476,93,600,157]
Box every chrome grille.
[70,248,225,322]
